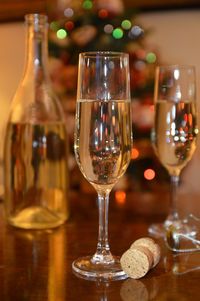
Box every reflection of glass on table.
[164,251,200,275]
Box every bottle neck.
[23,15,49,82]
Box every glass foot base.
[148,221,197,238]
[148,223,166,238]
[72,255,128,281]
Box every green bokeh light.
[112,28,124,39]
[146,52,157,63]
[50,21,59,31]
[82,0,93,9]
[56,29,67,39]
[121,20,131,30]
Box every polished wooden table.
[0,188,199,300]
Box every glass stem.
[92,190,114,264]
[169,175,180,221]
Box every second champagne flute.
[73,52,132,280]
[149,65,198,237]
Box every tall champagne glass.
[73,52,132,280]
[149,65,198,237]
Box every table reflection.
[164,252,200,275]
[0,187,199,300]
[2,227,68,300]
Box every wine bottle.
[4,14,70,229]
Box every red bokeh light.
[144,169,155,180]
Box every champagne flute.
[149,65,198,237]
[72,52,132,280]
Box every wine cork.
[120,245,153,279]
[131,237,161,267]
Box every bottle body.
[4,14,70,229]
[4,121,69,229]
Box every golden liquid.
[74,100,132,191]
[4,122,70,229]
[153,100,198,176]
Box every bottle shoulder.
[9,82,65,124]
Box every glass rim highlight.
[157,64,195,71]
[79,51,129,59]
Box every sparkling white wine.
[4,122,70,229]
[74,100,132,191]
[152,100,198,176]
